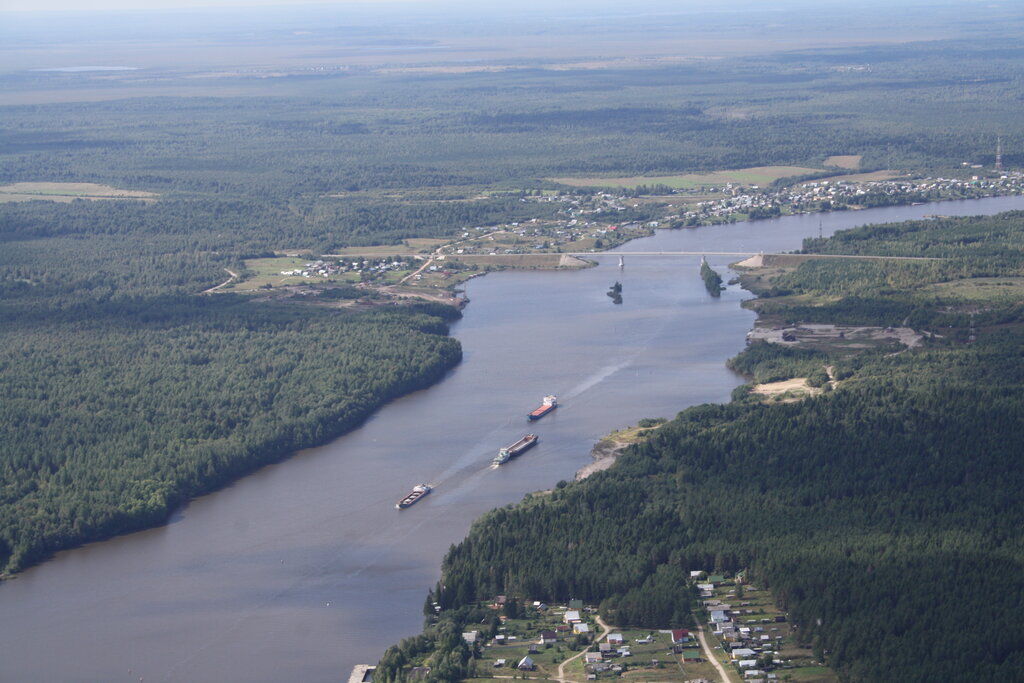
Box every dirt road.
[201,268,238,294]
[554,615,611,683]
[695,626,735,683]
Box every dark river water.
[1,196,1022,682]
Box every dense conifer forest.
[3,9,1024,679]
[380,212,1024,683]
[0,164,472,576]
[0,295,461,573]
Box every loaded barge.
[396,484,432,509]
[528,395,558,421]
[493,434,539,466]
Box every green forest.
[382,212,1024,683]
[0,295,461,573]
[3,10,1024,679]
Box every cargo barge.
[493,434,539,465]
[396,484,432,509]
[528,395,558,421]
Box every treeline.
[397,212,1024,682]
[700,259,724,296]
[749,212,1024,328]
[801,211,1024,265]
[0,297,462,573]
[0,196,559,266]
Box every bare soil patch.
[751,377,820,402]
[748,324,923,349]
[551,166,822,190]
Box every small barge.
[493,434,539,466]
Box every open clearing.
[748,324,923,351]
[823,155,862,169]
[920,277,1024,302]
[751,377,821,402]
[231,257,317,291]
[550,165,822,190]
[0,182,157,202]
[815,169,904,184]
[324,239,446,256]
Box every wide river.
[2,196,1023,682]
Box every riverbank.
[411,209,1024,683]
[577,420,667,480]
[221,186,1024,309]
[0,302,464,577]
[7,196,1024,682]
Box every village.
[220,169,1024,303]
[671,171,1024,225]
[352,573,836,683]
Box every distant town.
[224,169,1024,301]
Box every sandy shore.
[575,438,628,480]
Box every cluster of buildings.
[446,169,1024,259]
[678,172,1024,225]
[280,258,411,279]
[696,575,788,683]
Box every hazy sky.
[0,0,405,10]
[0,0,941,13]
[3,0,484,10]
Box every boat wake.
[560,356,634,401]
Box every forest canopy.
[400,212,1024,683]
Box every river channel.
[1,196,1022,682]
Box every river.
[1,196,1022,682]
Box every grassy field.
[229,256,418,291]
[823,155,862,169]
[550,166,823,190]
[230,257,324,291]
[814,169,904,184]
[919,276,1024,302]
[0,182,158,202]
[323,239,448,256]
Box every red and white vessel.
[527,395,557,421]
